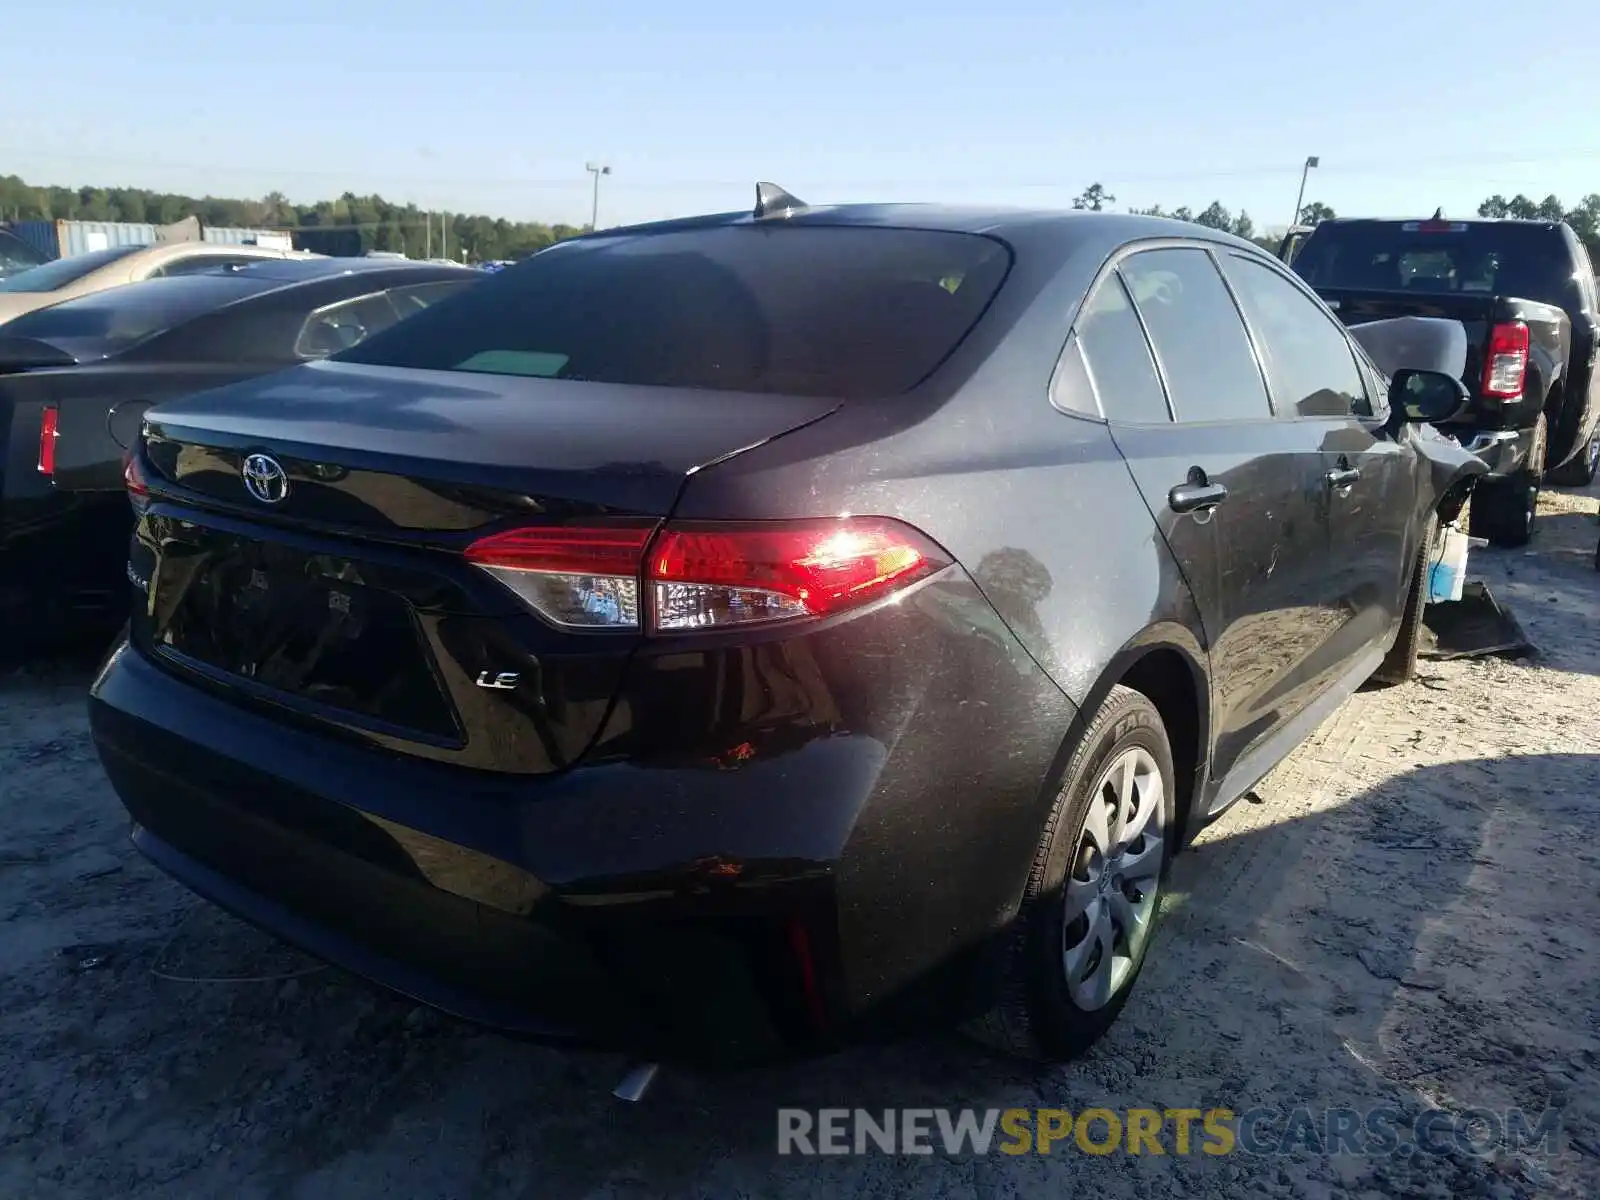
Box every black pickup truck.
[1289,216,1600,546]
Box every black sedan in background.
[0,228,49,281]
[91,195,1482,1068]
[1,258,478,649]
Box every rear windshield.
[0,244,145,293]
[1,275,264,356]
[336,225,1012,399]
[1291,222,1574,307]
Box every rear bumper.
[92,644,847,1063]
[89,570,1076,1062]
[128,822,589,1042]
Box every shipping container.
[292,227,363,258]
[8,218,296,260]
[204,226,295,250]
[9,219,156,260]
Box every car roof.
[219,257,478,282]
[28,272,279,312]
[123,242,312,264]
[1313,216,1564,228]
[17,258,472,320]
[573,202,1265,256]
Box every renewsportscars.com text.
[776,1106,1563,1158]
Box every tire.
[969,684,1174,1061]
[1370,512,1436,687]
[1468,414,1545,548]
[1548,434,1599,488]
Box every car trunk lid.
[143,360,840,531]
[131,360,840,775]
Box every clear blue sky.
[2,0,1596,232]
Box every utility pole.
[1291,155,1320,228]
[586,162,611,231]
[441,212,448,260]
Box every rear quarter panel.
[48,364,275,491]
[675,229,1208,713]
[670,238,1211,1016]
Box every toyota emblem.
[241,453,290,504]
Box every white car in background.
[0,242,319,327]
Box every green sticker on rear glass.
[454,350,570,377]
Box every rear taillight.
[462,517,951,633]
[123,448,151,513]
[1481,321,1529,399]
[36,406,58,476]
[648,519,949,631]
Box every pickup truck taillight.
[36,406,57,476]
[1481,321,1529,399]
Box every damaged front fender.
[1411,422,1487,524]
[1346,315,1487,524]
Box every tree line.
[0,175,586,262]
[1072,182,1600,261]
[1070,182,1291,252]
[5,172,1600,264]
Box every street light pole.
[586,162,612,231]
[1291,155,1320,228]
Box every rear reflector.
[787,916,829,1033]
[123,449,151,513]
[37,406,58,476]
[462,517,950,633]
[1481,321,1529,399]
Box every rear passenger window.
[1048,334,1098,417]
[1121,248,1271,422]
[1073,273,1170,423]
[1222,255,1370,417]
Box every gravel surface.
[2,489,1597,1199]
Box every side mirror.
[1389,368,1468,425]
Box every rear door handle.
[1169,481,1230,513]
[1325,467,1361,489]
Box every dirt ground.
[2,491,1597,1200]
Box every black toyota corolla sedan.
[88,189,1483,1068]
